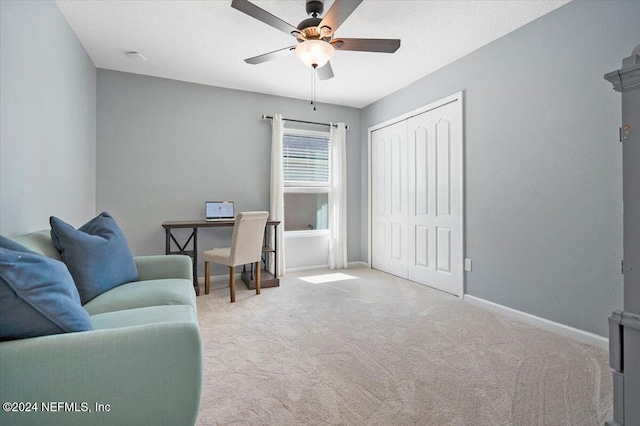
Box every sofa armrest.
[134,255,192,282]
[0,323,202,426]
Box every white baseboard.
[286,264,329,273]
[464,295,608,349]
[285,262,370,273]
[348,261,370,268]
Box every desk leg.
[193,227,199,296]
[274,224,278,279]
[165,227,199,296]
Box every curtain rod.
[261,114,348,130]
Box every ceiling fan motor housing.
[296,17,329,42]
[306,0,324,17]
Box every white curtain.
[270,114,286,276]
[328,122,347,269]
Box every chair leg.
[204,261,211,295]
[229,266,236,303]
[255,261,261,295]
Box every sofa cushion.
[11,230,62,260]
[0,236,93,341]
[83,278,196,315]
[50,212,138,304]
[90,305,198,330]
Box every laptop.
[205,201,235,222]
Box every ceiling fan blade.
[319,0,363,34]
[316,62,334,80]
[333,38,401,53]
[244,46,296,65]
[231,0,297,36]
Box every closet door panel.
[408,111,434,284]
[371,121,408,278]
[436,118,452,217]
[436,227,452,273]
[415,225,429,268]
[408,100,462,296]
[414,125,429,217]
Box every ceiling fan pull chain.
[310,66,317,111]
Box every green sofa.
[0,231,202,426]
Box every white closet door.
[371,120,408,278]
[407,101,462,296]
[371,95,463,297]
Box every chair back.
[229,211,269,266]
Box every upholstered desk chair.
[203,211,269,302]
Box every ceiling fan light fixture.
[295,39,334,68]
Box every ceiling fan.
[231,0,401,80]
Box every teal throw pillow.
[0,236,93,341]
[50,212,139,304]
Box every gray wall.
[0,0,96,237]
[361,0,640,337]
[96,70,361,276]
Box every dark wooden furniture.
[162,219,280,295]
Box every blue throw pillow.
[50,212,139,304]
[0,236,93,341]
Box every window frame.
[282,127,331,237]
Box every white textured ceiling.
[56,0,569,108]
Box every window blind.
[283,134,330,184]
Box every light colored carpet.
[195,267,612,425]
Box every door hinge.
[621,124,631,142]
[622,260,632,274]
[620,127,623,142]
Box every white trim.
[348,261,370,268]
[459,92,465,299]
[367,124,372,267]
[367,91,465,298]
[284,230,330,238]
[464,295,609,349]
[286,264,330,273]
[367,91,463,134]
[288,262,370,273]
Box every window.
[283,129,330,233]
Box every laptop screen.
[205,201,234,220]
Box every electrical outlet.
[464,258,472,272]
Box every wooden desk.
[162,219,280,295]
